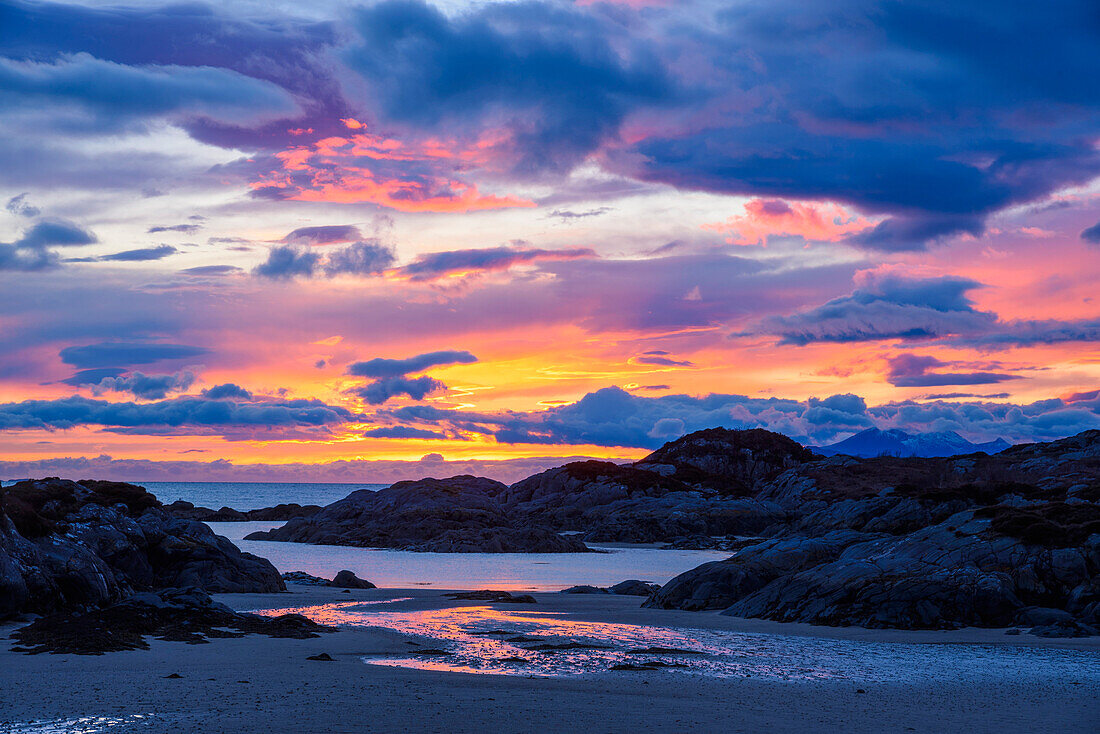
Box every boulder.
[328,570,375,589]
[0,478,284,621]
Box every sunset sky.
[2,0,1099,482]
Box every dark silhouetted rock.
[0,478,284,621]
[561,585,608,594]
[10,587,333,654]
[328,570,375,589]
[281,571,330,586]
[444,590,536,604]
[306,653,335,661]
[608,580,661,596]
[165,501,322,522]
[245,476,590,553]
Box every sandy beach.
[3,587,1097,734]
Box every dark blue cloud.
[5,193,39,217]
[344,0,677,173]
[0,395,357,431]
[12,218,96,248]
[348,350,479,379]
[323,241,396,277]
[752,272,996,345]
[633,351,694,367]
[362,426,450,440]
[352,376,443,405]
[283,225,362,245]
[391,384,1100,448]
[620,1,1100,248]
[202,383,254,401]
[397,246,596,281]
[58,367,127,387]
[148,224,201,234]
[99,245,177,262]
[90,370,196,400]
[886,353,1021,388]
[179,265,242,277]
[1081,220,1100,245]
[254,241,394,279]
[60,342,208,369]
[253,245,321,279]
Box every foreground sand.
[2,587,1098,733]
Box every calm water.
[138,481,386,510]
[213,521,730,591]
[256,597,1100,684]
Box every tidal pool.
[255,599,1100,684]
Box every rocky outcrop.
[561,580,661,596]
[646,430,1100,633]
[246,476,589,553]
[10,587,332,654]
[0,478,284,621]
[165,501,322,522]
[329,569,375,588]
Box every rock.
[0,478,284,621]
[306,653,335,661]
[444,590,536,604]
[1016,606,1075,627]
[608,580,661,596]
[10,587,333,654]
[1028,620,1099,638]
[245,476,590,553]
[328,570,375,589]
[164,501,321,522]
[281,571,331,586]
[561,585,608,594]
[646,531,867,611]
[164,673,183,679]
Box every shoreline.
[3,586,1098,733]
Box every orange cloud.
[703,198,873,246]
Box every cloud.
[12,218,97,248]
[885,354,1021,388]
[202,383,254,400]
[1081,220,1100,245]
[283,225,362,245]
[547,207,612,220]
[346,349,477,405]
[0,395,357,434]
[751,270,996,345]
[362,426,450,440]
[179,265,242,277]
[351,376,444,405]
[396,245,596,281]
[5,193,39,218]
[632,351,694,367]
[703,198,873,246]
[617,2,1100,247]
[390,384,1100,448]
[0,52,297,131]
[59,342,208,369]
[254,241,394,279]
[58,368,127,387]
[343,0,676,174]
[148,224,201,234]
[253,245,321,280]
[323,241,396,277]
[90,370,196,400]
[99,245,178,262]
[347,350,479,379]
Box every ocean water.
[213,521,730,591]
[139,481,386,510]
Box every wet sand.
[2,587,1097,733]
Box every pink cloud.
[251,121,534,214]
[702,198,874,246]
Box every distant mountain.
[812,428,1011,458]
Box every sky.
[1,0,1100,482]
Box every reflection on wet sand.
[253,599,1100,684]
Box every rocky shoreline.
[3,427,1099,639]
